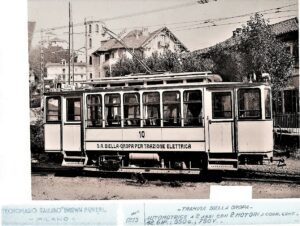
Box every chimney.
[142,28,149,36]
[236,28,242,35]
[135,30,139,39]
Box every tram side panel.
[84,127,206,169]
[44,96,62,153]
[236,87,274,161]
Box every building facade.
[270,18,299,137]
[92,27,188,78]
[45,61,86,88]
[85,20,105,80]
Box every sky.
[29,0,298,51]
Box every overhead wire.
[172,14,297,32]
[36,1,200,33]
[34,2,297,33]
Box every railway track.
[31,164,300,185]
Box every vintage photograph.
[28,0,299,200]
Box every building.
[45,60,86,88]
[85,20,105,80]
[48,37,68,49]
[92,27,188,78]
[270,18,299,137]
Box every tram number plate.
[139,131,145,138]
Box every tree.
[29,44,70,82]
[208,13,294,94]
[239,14,293,94]
[110,50,214,76]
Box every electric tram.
[43,71,273,173]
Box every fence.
[274,113,300,135]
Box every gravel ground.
[239,158,300,175]
[31,174,300,200]
[31,157,300,200]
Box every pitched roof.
[49,37,67,43]
[194,17,298,55]
[270,17,298,36]
[94,27,188,53]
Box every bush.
[30,119,44,153]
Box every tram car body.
[43,72,273,173]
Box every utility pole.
[84,18,88,81]
[40,29,44,96]
[68,1,71,85]
[71,3,75,85]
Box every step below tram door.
[205,89,237,170]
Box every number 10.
[139,131,145,138]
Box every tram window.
[264,89,271,119]
[124,93,140,127]
[212,92,232,119]
[183,90,202,126]
[143,92,160,127]
[105,94,121,127]
[238,88,261,119]
[163,91,181,126]
[46,97,61,122]
[66,98,81,121]
[87,94,102,127]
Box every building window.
[46,97,61,122]
[66,98,81,121]
[163,91,181,126]
[89,24,92,33]
[90,73,92,79]
[124,93,140,127]
[238,89,261,119]
[105,94,121,127]
[284,89,299,113]
[183,90,203,126]
[105,53,110,61]
[87,94,102,127]
[265,89,271,119]
[212,92,232,119]
[62,68,65,73]
[96,24,99,33]
[89,56,92,65]
[89,38,92,48]
[143,92,160,127]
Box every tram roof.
[44,71,271,95]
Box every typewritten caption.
[2,202,299,225]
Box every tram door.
[62,97,82,152]
[207,90,235,153]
